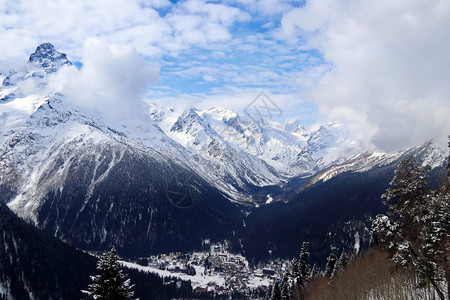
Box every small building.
[194,287,207,293]
[262,268,275,276]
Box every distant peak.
[202,107,237,122]
[28,43,72,70]
[284,120,305,132]
[35,42,55,53]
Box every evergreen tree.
[420,143,450,297]
[271,282,281,300]
[338,251,349,271]
[298,242,311,281]
[372,155,449,299]
[290,241,311,298]
[290,258,299,279]
[281,275,291,300]
[325,253,337,278]
[448,136,450,179]
[382,156,430,241]
[419,188,449,281]
[310,264,318,278]
[83,247,137,300]
[369,230,378,248]
[330,252,348,285]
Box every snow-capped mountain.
[242,138,448,263]
[1,44,446,209]
[156,106,281,202]
[28,43,72,72]
[0,43,71,102]
[305,140,447,188]
[0,44,280,212]
[0,44,246,255]
[148,103,358,178]
[0,43,447,258]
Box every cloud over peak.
[50,39,159,120]
[281,0,450,151]
[2,0,449,151]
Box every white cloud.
[5,0,447,152]
[0,0,165,67]
[230,0,298,17]
[0,0,251,66]
[281,0,450,151]
[138,0,172,9]
[182,0,250,25]
[162,0,250,49]
[50,39,159,120]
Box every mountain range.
[0,43,447,264]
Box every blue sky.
[0,0,449,150]
[0,0,325,125]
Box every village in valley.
[120,242,288,297]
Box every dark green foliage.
[83,247,136,300]
[325,253,337,278]
[330,252,349,283]
[242,163,395,265]
[0,203,224,300]
[290,258,299,279]
[381,156,430,240]
[372,154,450,299]
[310,264,318,278]
[338,252,349,271]
[0,202,97,300]
[298,242,311,283]
[281,278,291,300]
[37,149,244,257]
[271,282,281,300]
[125,269,195,300]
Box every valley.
[0,43,448,299]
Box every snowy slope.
[3,95,173,221]
[0,44,280,213]
[199,108,309,175]
[157,107,282,201]
[148,104,362,178]
[0,44,248,256]
[306,140,447,187]
[0,88,245,254]
[0,43,71,103]
[2,43,447,215]
[0,43,448,263]
[147,100,448,201]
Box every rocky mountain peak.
[28,43,72,72]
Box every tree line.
[270,139,449,300]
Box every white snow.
[354,232,360,254]
[0,94,48,131]
[0,282,6,297]
[120,261,226,289]
[1,48,447,221]
[246,276,272,288]
[120,260,273,290]
[265,194,274,204]
[150,103,362,178]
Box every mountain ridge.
[0,43,446,260]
